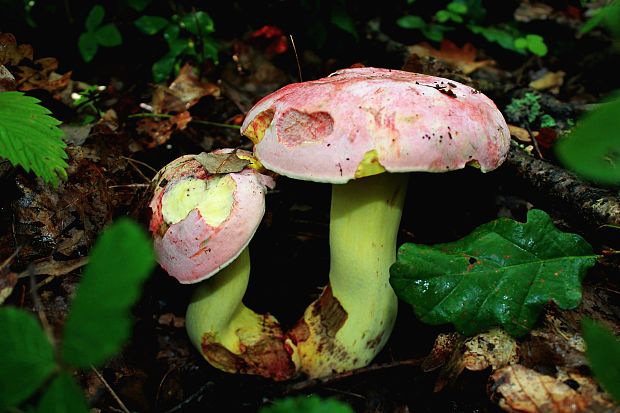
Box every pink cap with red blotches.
[241,67,510,183]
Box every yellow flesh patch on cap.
[162,175,236,227]
[235,152,265,172]
[243,109,275,144]
[354,149,386,179]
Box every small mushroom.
[149,149,299,380]
[241,67,511,378]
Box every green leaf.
[447,1,468,14]
[330,6,358,40]
[525,34,547,56]
[34,372,89,413]
[582,318,620,404]
[469,24,523,53]
[127,0,151,12]
[163,24,181,45]
[390,209,598,337]
[78,32,99,62]
[152,54,177,83]
[436,10,451,23]
[61,218,155,368]
[202,39,219,64]
[180,11,215,36]
[422,24,447,42]
[135,16,169,35]
[260,395,354,413]
[555,94,620,185]
[94,24,122,47]
[0,307,56,408]
[0,92,68,186]
[397,15,426,29]
[85,5,104,31]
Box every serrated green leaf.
[582,318,620,404]
[447,1,468,14]
[0,307,57,408]
[0,92,68,186]
[180,11,214,36]
[78,32,98,62]
[260,395,354,413]
[397,15,426,29]
[94,24,122,47]
[61,219,155,368]
[135,16,169,35]
[555,94,620,185]
[390,209,597,337]
[85,5,104,31]
[127,0,151,12]
[34,372,89,413]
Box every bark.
[504,147,620,228]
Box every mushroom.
[149,149,299,380]
[241,67,511,378]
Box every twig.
[91,366,132,413]
[289,34,303,83]
[504,147,620,228]
[109,184,151,189]
[162,381,212,413]
[283,357,423,394]
[0,247,20,273]
[523,122,544,160]
[128,113,241,130]
[28,264,53,342]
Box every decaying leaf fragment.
[408,40,495,74]
[489,364,619,413]
[194,151,250,174]
[136,63,221,147]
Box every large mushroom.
[241,67,511,378]
[149,149,299,380]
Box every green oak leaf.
[390,209,597,336]
[582,318,620,404]
[61,218,155,368]
[260,395,354,413]
[0,307,57,408]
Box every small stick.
[290,35,303,83]
[91,366,132,413]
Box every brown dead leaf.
[488,364,619,413]
[136,111,192,147]
[0,33,71,96]
[421,332,461,372]
[158,313,185,328]
[489,365,588,413]
[195,151,250,174]
[0,32,33,65]
[0,64,15,91]
[530,71,565,94]
[407,40,495,75]
[508,124,532,142]
[514,1,555,22]
[463,328,520,371]
[152,63,220,114]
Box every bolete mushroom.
[149,149,299,380]
[241,67,511,378]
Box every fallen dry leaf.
[530,71,566,94]
[0,64,16,91]
[407,40,495,75]
[0,33,71,96]
[0,32,33,65]
[251,25,288,57]
[136,111,192,148]
[508,124,533,142]
[514,1,555,22]
[489,364,619,413]
[463,328,520,371]
[152,63,220,114]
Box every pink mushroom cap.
[149,150,275,284]
[241,67,511,183]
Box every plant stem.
[128,113,241,129]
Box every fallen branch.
[503,147,620,228]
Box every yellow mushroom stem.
[186,248,300,380]
[289,172,408,378]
